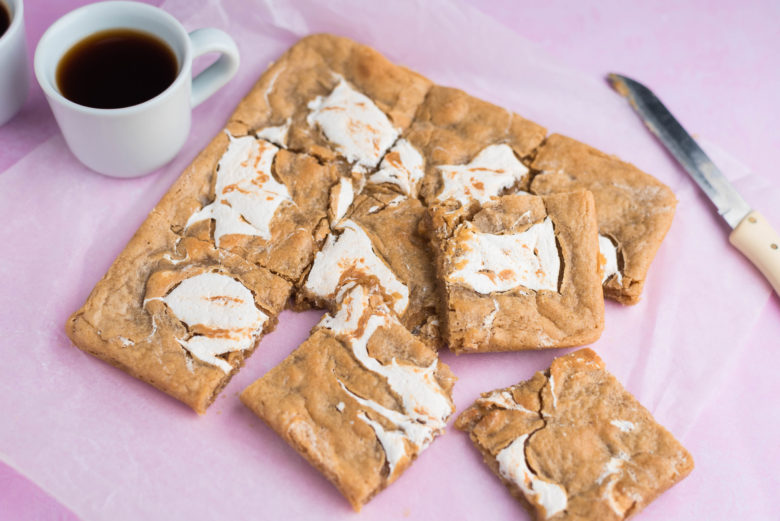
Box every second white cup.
[34,1,240,178]
[0,0,29,126]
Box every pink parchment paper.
[0,1,778,520]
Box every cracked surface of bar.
[241,284,455,510]
[456,348,693,521]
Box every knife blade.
[608,73,780,295]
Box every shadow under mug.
[0,0,29,126]
[34,1,239,178]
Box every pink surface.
[1,1,778,520]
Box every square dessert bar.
[67,235,291,413]
[300,183,441,344]
[530,134,677,304]
[456,349,694,521]
[428,191,604,353]
[241,284,456,510]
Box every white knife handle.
[729,210,780,295]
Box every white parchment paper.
[0,1,775,520]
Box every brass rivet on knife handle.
[729,210,780,295]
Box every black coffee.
[56,29,178,109]
[0,2,10,38]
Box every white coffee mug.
[34,1,239,178]
[0,0,29,126]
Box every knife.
[607,73,780,296]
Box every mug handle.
[188,28,240,108]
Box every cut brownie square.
[404,85,547,206]
[229,34,432,170]
[67,237,291,413]
[428,191,604,353]
[456,348,694,521]
[241,284,456,510]
[530,134,677,305]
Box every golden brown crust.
[406,85,547,205]
[456,348,694,521]
[230,33,432,163]
[241,292,455,510]
[348,189,440,339]
[530,134,677,305]
[294,185,445,349]
[181,135,342,282]
[428,192,604,353]
[66,235,291,414]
